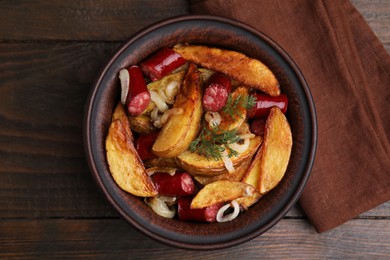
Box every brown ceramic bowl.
[83,15,317,250]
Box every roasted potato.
[143,157,179,168]
[190,180,261,209]
[242,107,292,194]
[176,135,262,176]
[152,63,203,158]
[216,86,248,131]
[111,102,133,141]
[128,114,157,134]
[173,44,280,96]
[105,103,157,197]
[192,153,252,185]
[147,70,185,93]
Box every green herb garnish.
[189,125,241,161]
[222,94,256,118]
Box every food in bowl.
[105,44,292,223]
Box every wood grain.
[0,0,389,258]
[351,0,390,49]
[0,219,389,258]
[0,42,120,218]
[0,0,189,41]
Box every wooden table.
[1,0,389,258]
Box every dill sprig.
[189,125,241,160]
[222,94,256,118]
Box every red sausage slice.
[126,65,151,116]
[152,172,195,197]
[250,118,266,136]
[140,48,186,81]
[177,197,221,222]
[202,72,232,112]
[135,132,159,161]
[247,93,288,118]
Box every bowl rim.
[83,14,317,250]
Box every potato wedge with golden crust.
[216,86,248,131]
[111,102,133,141]
[147,70,185,92]
[176,135,262,176]
[128,114,157,135]
[242,107,292,194]
[190,180,261,209]
[144,157,179,168]
[192,153,252,185]
[234,192,262,211]
[173,45,280,96]
[241,146,263,189]
[152,63,203,158]
[105,103,157,197]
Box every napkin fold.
[191,0,390,232]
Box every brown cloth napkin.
[191,0,390,232]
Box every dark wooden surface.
[0,0,389,258]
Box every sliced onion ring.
[222,147,235,173]
[119,68,130,105]
[158,86,170,104]
[160,108,183,124]
[145,197,176,219]
[216,200,240,223]
[165,81,180,102]
[204,111,221,128]
[238,133,256,139]
[150,90,169,112]
[228,138,250,154]
[146,167,178,176]
[151,106,159,122]
[158,196,177,207]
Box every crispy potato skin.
[193,158,252,185]
[128,114,156,134]
[111,102,133,142]
[152,63,203,158]
[216,86,248,131]
[190,180,261,209]
[173,45,280,96]
[105,103,157,197]
[242,107,292,194]
[176,135,262,176]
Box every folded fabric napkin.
[191,0,390,232]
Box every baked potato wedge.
[128,114,156,134]
[152,63,203,158]
[190,180,261,209]
[217,86,248,131]
[105,103,157,197]
[192,155,252,185]
[242,107,292,194]
[176,135,262,176]
[147,70,185,94]
[144,157,179,168]
[173,44,280,96]
[111,101,133,141]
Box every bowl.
[83,15,317,250]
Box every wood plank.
[0,0,189,41]
[0,42,120,218]
[0,0,388,45]
[0,219,389,258]
[351,0,390,45]
[351,0,390,52]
